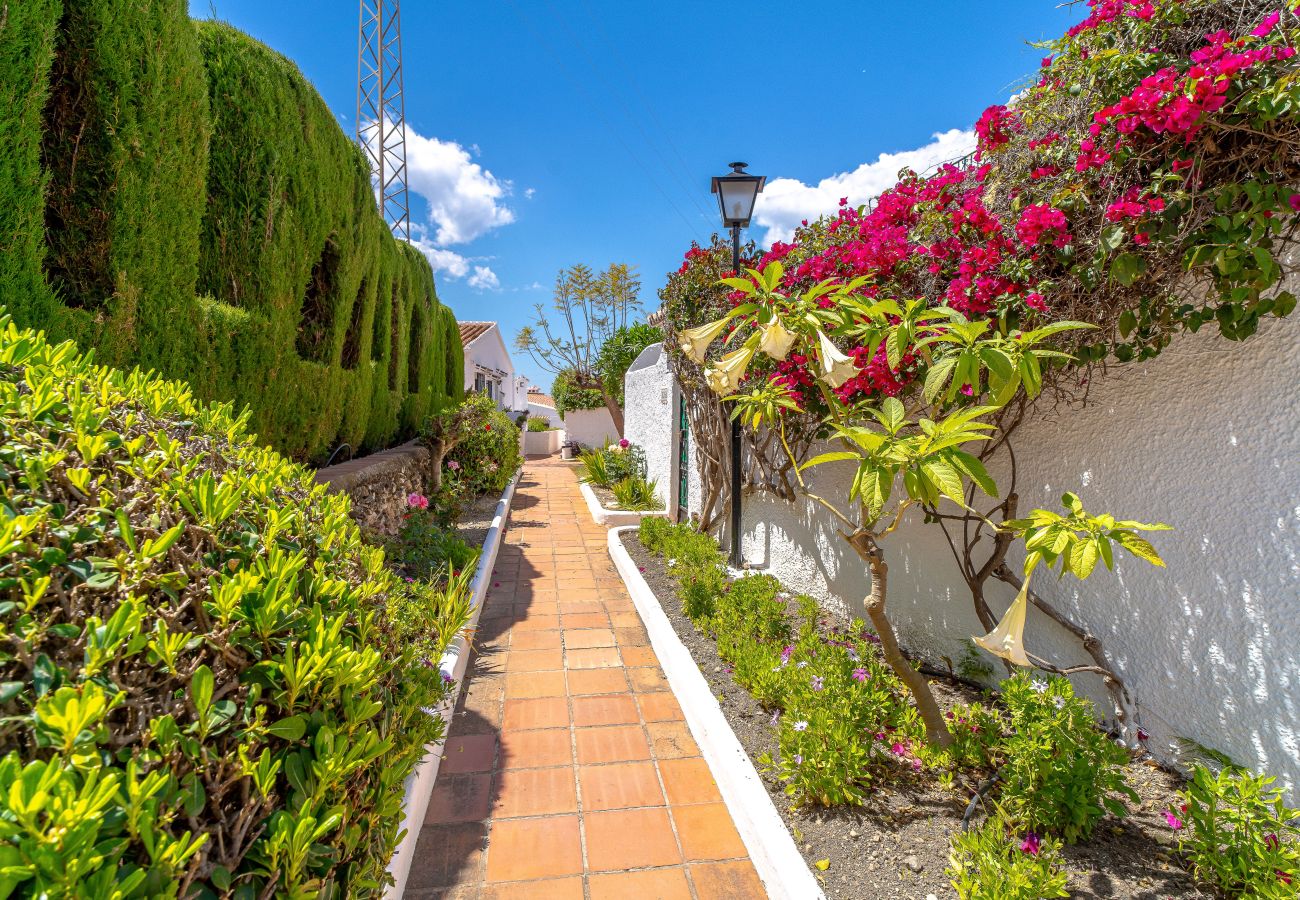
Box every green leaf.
[923,356,957,405]
[1111,252,1147,286]
[191,665,214,718]
[801,451,860,471]
[1069,539,1100,579]
[1114,532,1165,567]
[267,715,308,741]
[1118,309,1137,338]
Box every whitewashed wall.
[463,326,525,411]
[634,313,1300,792]
[527,400,563,429]
[624,344,677,513]
[562,407,619,449]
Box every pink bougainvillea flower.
[619,438,630,449]
[1165,811,1183,830]
[1252,10,1282,37]
[1289,193,1300,211]
[1026,292,1049,312]
[891,742,907,756]
[1020,832,1041,855]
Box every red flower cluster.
[1066,0,1154,38]
[1016,204,1073,249]
[1093,29,1296,143]
[974,104,1020,158]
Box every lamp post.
[710,162,766,568]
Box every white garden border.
[385,470,521,899]
[579,479,669,528]
[607,525,825,900]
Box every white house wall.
[632,312,1300,794]
[463,327,526,411]
[624,344,676,512]
[563,407,619,449]
[527,401,563,429]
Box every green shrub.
[526,416,554,432]
[440,393,522,497]
[611,475,662,511]
[0,8,463,463]
[1171,764,1300,898]
[595,322,661,406]
[996,673,1136,842]
[577,448,613,488]
[388,503,481,580]
[578,442,646,490]
[948,809,1070,900]
[551,368,605,417]
[0,318,470,896]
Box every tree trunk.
[602,391,625,438]
[847,532,954,750]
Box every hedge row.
[0,1,462,462]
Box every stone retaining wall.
[315,440,431,536]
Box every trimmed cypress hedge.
[0,2,463,463]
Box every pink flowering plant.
[1171,762,1300,897]
[948,804,1070,900]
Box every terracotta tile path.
[406,457,766,899]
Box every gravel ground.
[621,531,1209,900]
[454,490,503,552]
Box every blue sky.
[189,0,1082,389]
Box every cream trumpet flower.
[679,316,732,365]
[704,345,756,395]
[972,578,1032,666]
[816,330,859,388]
[759,319,797,360]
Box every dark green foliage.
[551,368,605,416]
[0,4,462,462]
[0,317,473,896]
[596,322,661,406]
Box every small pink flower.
[448,460,461,471]
[619,438,630,449]
[1289,194,1300,212]
[407,493,429,509]
[1020,832,1041,856]
[1252,10,1282,37]
[1165,811,1183,831]
[851,668,869,682]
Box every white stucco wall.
[623,344,677,513]
[463,326,526,411]
[562,407,619,449]
[635,312,1300,792]
[527,401,563,429]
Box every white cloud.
[404,125,515,245]
[524,187,536,200]
[752,128,977,245]
[468,266,500,291]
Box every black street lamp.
[710,162,765,568]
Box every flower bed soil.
[453,490,504,552]
[621,531,1209,900]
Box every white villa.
[458,321,529,414]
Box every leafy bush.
[0,319,471,896]
[388,497,481,579]
[948,809,1070,900]
[440,393,523,498]
[526,416,554,432]
[595,322,662,406]
[1170,764,1300,897]
[996,673,1136,842]
[578,442,646,489]
[611,475,663,511]
[551,368,606,417]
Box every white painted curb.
[607,526,825,900]
[579,479,669,528]
[386,469,522,899]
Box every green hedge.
[0,2,463,463]
[0,315,471,895]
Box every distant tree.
[596,322,662,408]
[516,263,641,435]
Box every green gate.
[677,391,689,521]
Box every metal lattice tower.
[357,0,410,241]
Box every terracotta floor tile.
[507,629,562,652]
[492,766,578,818]
[505,649,563,672]
[558,601,603,615]
[659,758,724,806]
[572,694,640,727]
[484,816,583,882]
[560,611,609,629]
[579,760,664,810]
[407,822,486,891]
[688,860,765,898]
[627,666,669,693]
[585,808,683,871]
[482,876,584,899]
[620,645,660,668]
[502,697,569,731]
[609,611,644,628]
[672,803,748,861]
[614,624,650,646]
[646,721,700,759]
[505,670,567,699]
[565,668,628,695]
[441,733,497,774]
[513,614,561,632]
[564,628,616,650]
[565,647,621,669]
[575,724,652,764]
[426,772,492,823]
[498,728,572,770]
[637,692,685,723]
[588,867,692,900]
